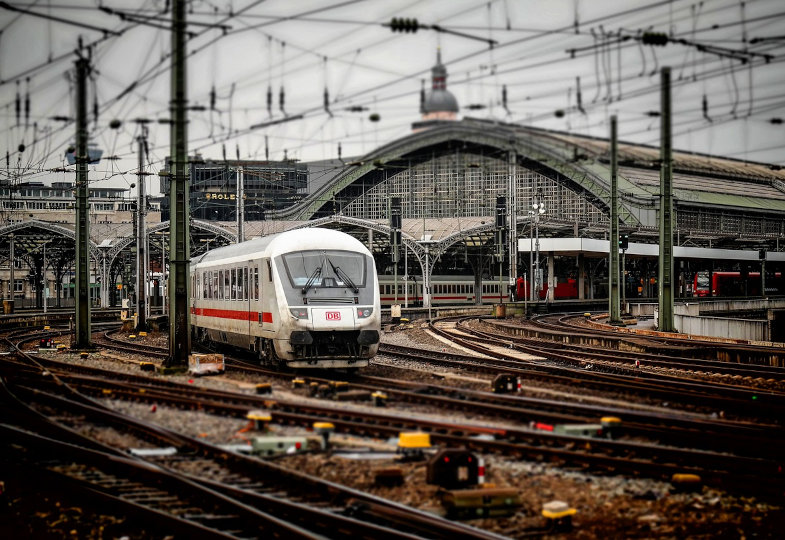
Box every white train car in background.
[190,228,381,369]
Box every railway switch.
[330,381,349,393]
[374,467,404,487]
[247,410,272,431]
[601,417,622,438]
[397,432,431,461]
[334,390,372,402]
[251,436,314,457]
[554,423,603,437]
[670,473,702,492]
[542,500,577,531]
[371,391,387,406]
[426,449,479,488]
[492,374,517,393]
[188,353,225,376]
[440,487,522,518]
[313,422,334,449]
[255,383,272,395]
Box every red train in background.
[516,277,578,301]
[693,271,784,297]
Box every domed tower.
[420,48,459,121]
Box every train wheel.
[260,339,278,367]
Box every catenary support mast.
[166,0,191,366]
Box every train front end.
[274,234,380,368]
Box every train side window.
[224,269,230,299]
[267,259,273,282]
[238,267,245,301]
[254,268,259,300]
[243,267,249,300]
[218,270,224,300]
[231,268,237,300]
[202,272,207,299]
[213,272,219,299]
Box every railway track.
[7,343,783,498]
[57,326,785,460]
[69,329,785,460]
[1,344,504,539]
[526,312,785,368]
[424,318,785,422]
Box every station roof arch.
[271,118,785,239]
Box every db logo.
[326,311,341,321]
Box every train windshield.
[282,250,366,291]
[696,273,710,288]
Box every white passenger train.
[190,228,381,369]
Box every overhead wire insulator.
[265,135,269,161]
[323,56,332,117]
[210,86,216,111]
[641,32,669,46]
[222,143,226,162]
[236,144,240,161]
[324,88,332,117]
[338,142,343,162]
[25,77,31,127]
[266,85,273,117]
[279,86,286,116]
[389,17,419,33]
[702,94,712,123]
[576,76,586,115]
[15,81,21,126]
[419,79,425,114]
[502,84,509,114]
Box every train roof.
[191,227,372,268]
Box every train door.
[259,258,273,333]
[244,262,252,344]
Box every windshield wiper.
[302,265,322,294]
[328,259,359,293]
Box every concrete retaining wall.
[627,303,656,317]
[673,302,768,341]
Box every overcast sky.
[1,0,783,196]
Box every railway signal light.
[495,196,507,261]
[495,196,507,228]
[390,198,402,263]
[390,197,402,230]
[619,234,629,250]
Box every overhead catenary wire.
[2,0,785,182]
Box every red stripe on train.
[191,307,273,323]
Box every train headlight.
[289,308,309,319]
[357,307,373,319]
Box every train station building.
[3,51,785,332]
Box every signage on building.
[204,193,248,200]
